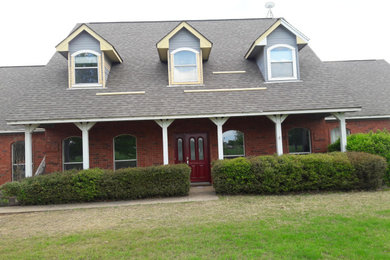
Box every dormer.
[156,22,212,86]
[245,19,309,82]
[56,24,122,88]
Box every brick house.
[1,18,389,185]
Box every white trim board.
[96,91,145,96]
[184,87,266,93]
[325,115,390,121]
[280,19,310,42]
[0,128,46,134]
[7,107,361,126]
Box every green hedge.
[329,130,390,183]
[212,152,386,194]
[0,164,191,205]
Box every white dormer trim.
[245,18,309,59]
[280,19,310,43]
[257,37,267,46]
[267,44,297,81]
[71,49,101,57]
[171,47,199,55]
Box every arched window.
[63,137,83,170]
[171,48,200,84]
[73,51,99,84]
[267,44,297,80]
[223,130,245,159]
[330,127,351,144]
[288,128,311,154]
[114,135,137,170]
[12,141,25,181]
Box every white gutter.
[7,107,361,126]
[325,115,390,121]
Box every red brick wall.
[0,132,45,185]
[44,121,163,173]
[326,118,390,137]
[1,117,389,185]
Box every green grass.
[1,191,390,259]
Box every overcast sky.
[0,0,388,66]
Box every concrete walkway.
[0,186,218,215]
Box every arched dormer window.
[170,48,201,85]
[267,44,297,81]
[72,50,101,86]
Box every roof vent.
[265,2,275,18]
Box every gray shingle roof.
[0,65,45,131]
[2,18,387,130]
[324,59,390,117]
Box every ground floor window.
[330,127,351,144]
[12,141,25,181]
[288,128,311,154]
[63,137,83,170]
[223,130,245,159]
[114,135,137,170]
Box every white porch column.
[24,124,39,177]
[74,122,96,169]
[210,117,229,160]
[155,119,174,165]
[332,112,347,152]
[266,115,288,156]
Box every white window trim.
[62,136,83,171]
[113,134,137,170]
[267,44,297,81]
[12,141,26,181]
[71,50,102,87]
[288,128,312,154]
[170,47,200,84]
[223,130,246,159]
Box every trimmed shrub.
[328,130,390,183]
[212,152,386,194]
[0,164,191,205]
[347,152,386,190]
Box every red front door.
[174,133,211,182]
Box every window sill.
[265,79,302,84]
[167,84,205,87]
[70,84,103,89]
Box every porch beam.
[24,124,39,177]
[266,115,288,156]
[332,112,347,152]
[155,119,174,165]
[74,122,96,169]
[209,117,229,160]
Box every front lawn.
[1,191,390,259]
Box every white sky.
[0,0,389,66]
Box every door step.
[191,182,212,187]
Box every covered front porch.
[20,112,349,181]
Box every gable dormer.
[56,24,122,88]
[157,22,212,86]
[245,19,309,82]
